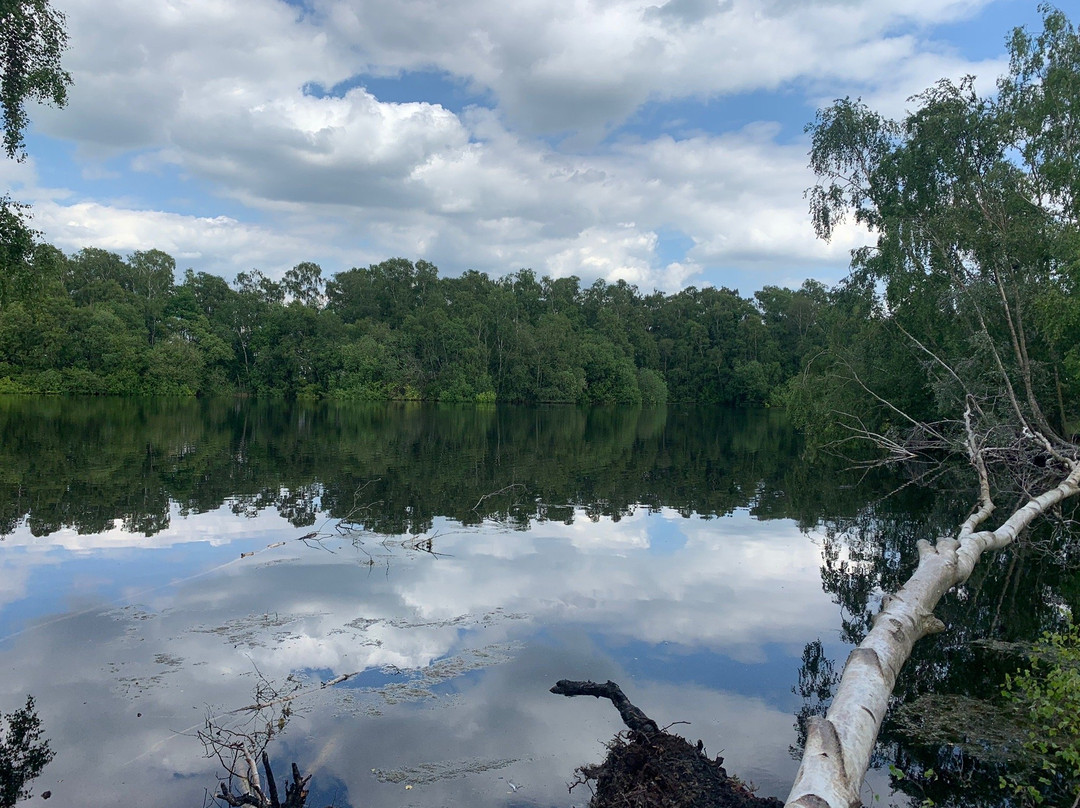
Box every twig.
[471,483,525,512]
[230,671,358,715]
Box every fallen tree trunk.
[550,457,1080,808]
[784,460,1080,808]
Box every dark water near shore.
[0,398,1075,808]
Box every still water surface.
[1,398,1054,808]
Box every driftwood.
[552,679,783,808]
[551,680,661,735]
[200,671,323,808]
[214,755,311,808]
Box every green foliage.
[0,376,29,393]
[0,695,53,808]
[283,261,324,308]
[0,0,71,160]
[145,338,202,396]
[0,243,843,404]
[1002,622,1080,806]
[637,368,668,406]
[0,197,37,304]
[0,0,71,305]
[800,5,1080,448]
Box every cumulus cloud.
[28,198,360,277]
[15,0,1016,288]
[310,0,996,135]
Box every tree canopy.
[0,0,70,294]
[792,6,1080,458]
[0,0,70,160]
[0,249,844,405]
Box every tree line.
[2,238,1077,429]
[0,245,841,404]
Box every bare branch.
[551,679,660,735]
[471,483,525,512]
[834,356,949,447]
[891,319,966,392]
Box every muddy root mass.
[575,729,782,808]
[553,680,782,808]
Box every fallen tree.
[781,6,1080,806]
[785,430,1080,807]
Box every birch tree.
[788,6,1080,806]
[0,0,71,282]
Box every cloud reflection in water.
[0,505,840,807]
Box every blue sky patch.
[304,70,493,116]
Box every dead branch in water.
[551,679,660,735]
[199,673,328,808]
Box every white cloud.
[848,52,1008,121]
[0,555,35,610]
[14,0,1018,288]
[31,199,357,277]
[310,0,997,135]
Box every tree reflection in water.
[3,397,1079,806]
[0,696,52,808]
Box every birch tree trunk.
[784,462,1080,808]
[790,8,1080,804]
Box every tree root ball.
[572,728,783,808]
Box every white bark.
[784,462,1080,808]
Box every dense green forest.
[1,236,1078,436]
[0,245,845,405]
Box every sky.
[3,0,1049,293]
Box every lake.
[0,398,1071,808]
